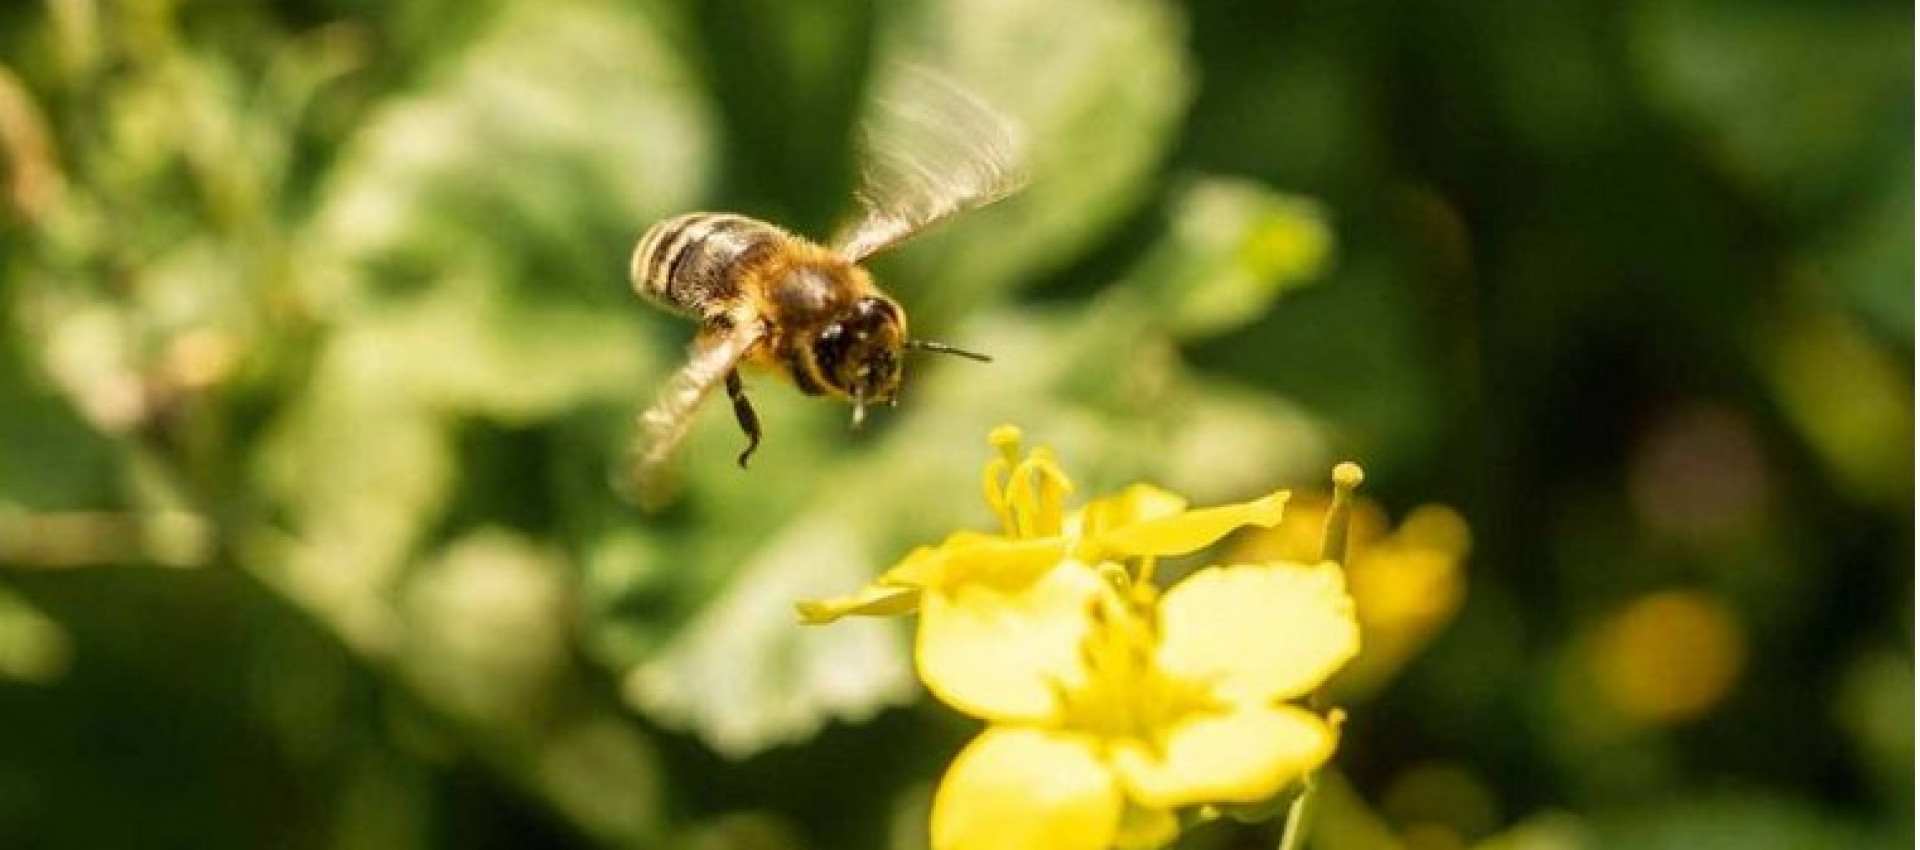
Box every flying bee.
[629,72,1025,497]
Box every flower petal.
[794,584,921,624]
[1156,562,1359,703]
[798,530,1064,626]
[1111,704,1335,809]
[917,560,1103,721]
[1090,491,1289,561]
[932,728,1122,850]
[883,533,1069,592]
[1076,483,1189,539]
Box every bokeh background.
[0,0,1911,848]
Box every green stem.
[1276,776,1318,850]
[1280,462,1363,850]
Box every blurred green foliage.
[0,0,1910,848]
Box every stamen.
[988,425,1023,465]
[1059,582,1218,747]
[1135,554,1159,587]
[1002,450,1072,539]
[982,428,1021,535]
[981,460,1014,536]
[1028,448,1070,536]
[1320,461,1366,565]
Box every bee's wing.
[632,325,762,503]
[832,70,1027,263]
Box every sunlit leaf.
[260,0,706,648]
[403,528,572,724]
[304,0,715,312]
[355,276,650,422]
[1154,179,1334,339]
[861,0,1194,320]
[623,517,915,758]
[253,365,449,651]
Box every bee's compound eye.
[853,296,903,329]
[810,322,854,390]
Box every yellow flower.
[798,425,1291,718]
[800,425,1365,850]
[930,560,1359,850]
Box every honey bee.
[629,73,1025,496]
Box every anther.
[1320,461,1366,565]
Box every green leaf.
[622,516,915,758]
[303,0,715,312]
[251,357,451,650]
[358,277,651,423]
[258,0,704,642]
[1628,0,1909,225]
[402,528,573,725]
[1629,0,1912,348]
[1153,178,1334,339]
[861,0,1195,321]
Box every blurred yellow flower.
[798,425,1291,718]
[800,425,1365,850]
[1590,590,1745,724]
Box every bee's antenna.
[907,339,992,362]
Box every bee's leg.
[725,370,762,468]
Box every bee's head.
[811,296,908,424]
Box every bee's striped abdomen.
[631,212,788,319]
